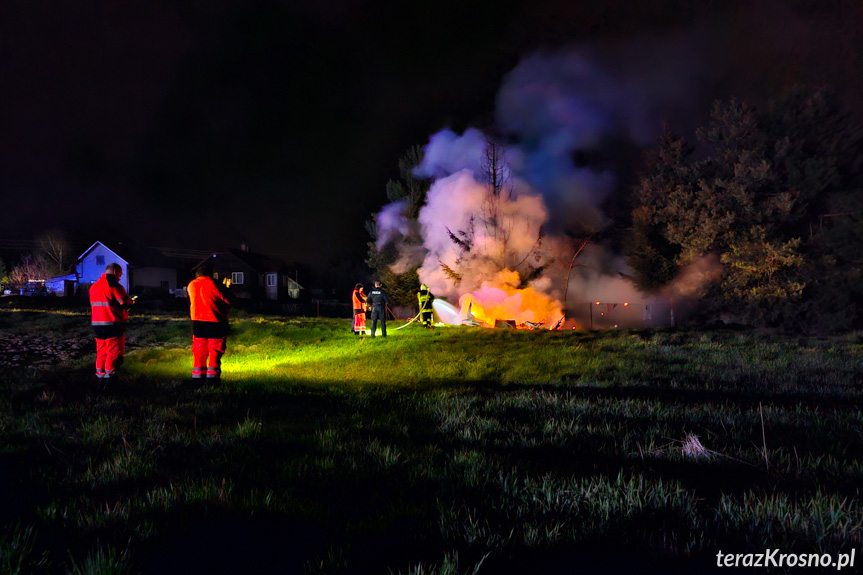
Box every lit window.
[266,273,277,287]
[231,272,244,285]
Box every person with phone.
[188,264,232,384]
[89,262,135,383]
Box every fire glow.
[458,270,563,329]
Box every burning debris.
[456,270,563,329]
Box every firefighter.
[89,262,135,382]
[188,264,232,383]
[365,280,390,337]
[351,283,367,335]
[418,284,435,328]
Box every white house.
[72,241,131,292]
[46,241,185,296]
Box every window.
[266,273,277,287]
[231,272,244,285]
[95,255,105,266]
[213,272,219,280]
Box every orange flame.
[457,270,563,329]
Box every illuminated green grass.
[1,307,861,574]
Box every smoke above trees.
[369,6,863,329]
[370,32,708,324]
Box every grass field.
[1,305,862,574]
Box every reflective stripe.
[91,302,111,307]
[92,321,117,326]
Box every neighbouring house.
[192,247,303,301]
[46,241,206,297]
[44,274,78,297]
[64,241,131,294]
[42,241,304,303]
[114,244,199,296]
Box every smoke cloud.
[374,12,808,326]
[375,200,410,250]
[415,166,552,296]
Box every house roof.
[193,250,285,273]
[228,249,291,273]
[192,249,303,289]
[76,241,128,265]
[118,244,210,269]
[76,241,209,269]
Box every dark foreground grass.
[1,307,862,574]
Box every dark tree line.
[369,88,863,332]
[629,88,863,332]
[365,145,429,309]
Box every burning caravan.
[430,295,681,331]
[566,298,685,330]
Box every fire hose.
[394,311,421,330]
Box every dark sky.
[1,0,861,274]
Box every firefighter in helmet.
[418,284,435,328]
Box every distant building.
[69,241,131,293]
[41,241,303,304]
[45,241,206,297]
[192,247,303,301]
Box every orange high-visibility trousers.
[192,336,227,379]
[95,335,124,378]
[352,311,366,334]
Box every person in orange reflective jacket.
[351,283,366,335]
[187,264,232,382]
[89,263,135,381]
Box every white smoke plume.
[415,167,552,293]
[375,200,409,250]
[494,32,706,235]
[664,255,724,300]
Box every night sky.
[1,0,861,275]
